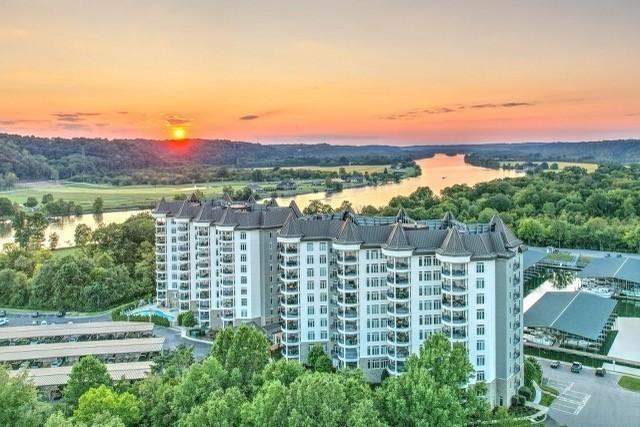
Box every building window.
[320,255,327,264]
[308,306,314,315]
[321,330,328,339]
[307,281,314,290]
[320,305,327,314]
[319,242,326,251]
[240,243,247,251]
[477,294,485,304]
[477,371,485,381]
[477,324,485,335]
[477,356,485,366]
[476,278,484,289]
[308,319,315,328]
[307,243,313,251]
[241,298,247,306]
[240,232,246,240]
[307,268,314,277]
[307,294,315,303]
[308,331,315,340]
[476,262,484,273]
[477,340,485,351]
[307,255,314,264]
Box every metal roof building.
[524,291,616,344]
[0,321,154,341]
[577,256,640,298]
[10,361,152,387]
[0,337,164,363]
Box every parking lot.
[541,359,640,427]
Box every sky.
[0,0,639,145]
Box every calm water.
[276,154,523,210]
[0,210,149,249]
[0,154,521,248]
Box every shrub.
[518,386,532,401]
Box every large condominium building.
[276,210,524,408]
[153,195,300,329]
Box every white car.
[0,318,8,326]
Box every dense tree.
[74,224,93,246]
[93,197,104,214]
[0,197,15,217]
[24,196,38,208]
[73,385,141,427]
[306,344,333,373]
[49,232,60,250]
[180,311,196,327]
[64,356,113,411]
[303,199,334,215]
[0,367,50,427]
[12,211,48,249]
[177,387,244,427]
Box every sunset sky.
[1,0,639,144]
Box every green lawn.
[618,375,640,392]
[544,252,574,262]
[0,181,275,211]
[539,392,556,407]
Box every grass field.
[499,161,598,172]
[0,181,278,211]
[618,375,640,392]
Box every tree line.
[1,326,529,427]
[0,213,155,312]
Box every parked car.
[40,320,48,326]
[31,311,39,318]
[0,310,6,317]
[571,362,583,373]
[550,360,560,369]
[56,311,65,318]
[595,367,606,377]
[0,318,8,326]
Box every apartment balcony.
[156,264,166,272]
[282,332,300,345]
[337,307,358,320]
[337,279,357,291]
[220,254,234,264]
[156,236,166,244]
[219,234,234,242]
[387,360,406,375]
[282,295,300,307]
[178,244,189,252]
[156,291,167,300]
[387,331,410,345]
[219,244,234,254]
[156,255,166,263]
[386,288,410,302]
[177,235,189,243]
[196,273,210,280]
[442,313,468,326]
[156,225,166,233]
[280,282,299,294]
[337,293,358,306]
[198,301,210,310]
[196,260,209,269]
[442,297,467,310]
[387,302,410,317]
[156,273,167,281]
[386,273,409,286]
[514,363,521,374]
[337,266,358,278]
[282,320,300,332]
[179,273,190,281]
[513,319,521,329]
[221,267,234,275]
[221,309,234,321]
[386,259,409,271]
[336,335,359,347]
[180,302,190,311]
[280,271,299,282]
[197,291,210,300]
[196,281,210,290]
[221,300,234,309]
[281,345,300,359]
[387,345,410,360]
[514,349,521,359]
[442,279,467,294]
[222,279,234,287]
[280,307,299,320]
[156,282,167,291]
[443,326,467,341]
[336,348,359,362]
[513,289,521,299]
[197,238,209,247]
[387,318,410,331]
[280,245,298,255]
[336,320,358,334]
[222,288,234,297]
[513,333,521,345]
[279,258,299,269]
[441,265,467,277]
[337,252,358,265]
[177,224,189,232]
[179,291,191,301]
[513,304,522,315]
[179,282,190,291]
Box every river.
[276,154,523,209]
[0,154,521,249]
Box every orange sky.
[0,1,639,144]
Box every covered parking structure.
[578,256,640,299]
[0,321,154,346]
[524,291,617,352]
[0,337,164,369]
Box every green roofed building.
[578,256,640,299]
[524,291,617,352]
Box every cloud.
[164,115,191,126]
[240,114,260,121]
[0,118,46,125]
[382,101,534,120]
[58,123,91,130]
[53,112,101,122]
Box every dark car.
[550,360,560,369]
[56,311,66,318]
[595,367,606,377]
[571,362,583,373]
[31,311,40,318]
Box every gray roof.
[524,248,547,270]
[11,361,152,387]
[524,291,617,340]
[578,256,640,284]
[0,321,153,340]
[154,197,297,229]
[279,211,522,259]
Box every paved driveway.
[540,359,640,427]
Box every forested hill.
[0,133,424,180]
[1,132,639,180]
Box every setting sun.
[172,127,186,140]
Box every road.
[1,309,212,360]
[540,358,640,427]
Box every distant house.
[247,183,263,193]
[276,179,297,191]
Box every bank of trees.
[0,213,155,312]
[1,327,526,427]
[354,164,640,252]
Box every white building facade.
[277,211,524,408]
[153,196,299,329]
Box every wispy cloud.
[240,114,260,121]
[382,101,534,120]
[0,118,46,125]
[164,115,192,126]
[239,110,283,121]
[53,112,101,123]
